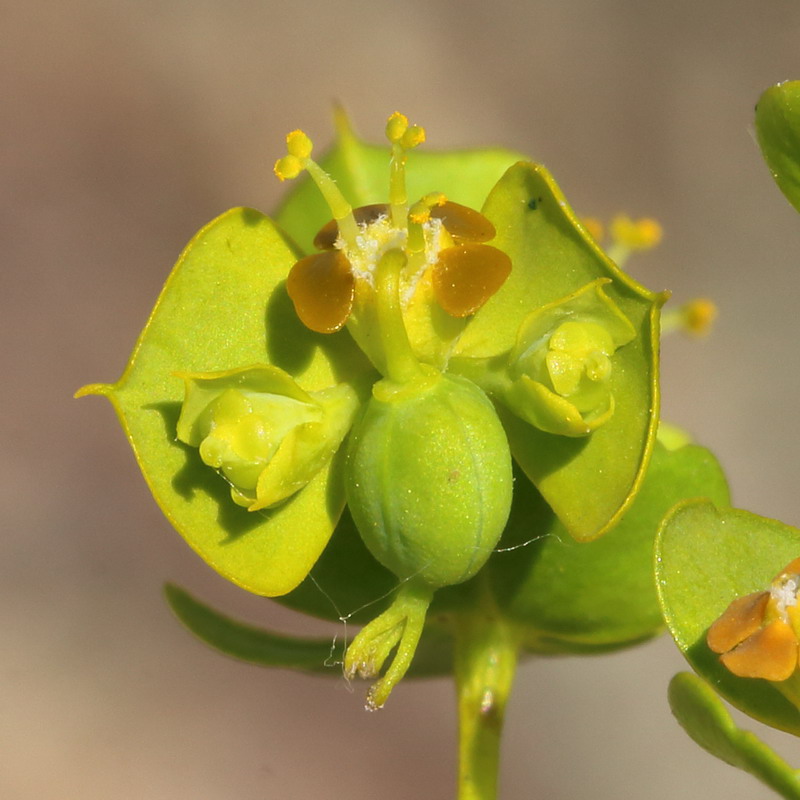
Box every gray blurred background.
[4,0,800,797]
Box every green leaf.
[165,583,453,678]
[756,81,800,215]
[669,672,800,799]
[490,441,728,653]
[275,110,527,254]
[78,208,372,597]
[165,583,343,672]
[456,162,664,541]
[656,500,800,735]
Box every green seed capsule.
[345,367,513,590]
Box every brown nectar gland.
[432,244,512,317]
[429,201,497,243]
[286,249,355,333]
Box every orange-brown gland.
[432,244,512,317]
[428,201,496,243]
[719,619,799,681]
[286,249,355,333]
[313,205,389,250]
[707,591,770,654]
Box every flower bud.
[345,368,513,589]
[176,365,359,510]
[502,279,635,437]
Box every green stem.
[344,580,434,710]
[454,583,520,800]
[374,249,423,384]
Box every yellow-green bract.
[756,81,800,215]
[79,113,662,600]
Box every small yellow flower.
[275,115,512,375]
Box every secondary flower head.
[501,279,636,437]
[275,112,512,375]
[175,365,359,511]
[707,558,800,681]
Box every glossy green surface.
[494,442,729,652]
[346,372,513,588]
[456,162,663,541]
[78,209,371,596]
[657,500,800,735]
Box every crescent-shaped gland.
[430,201,496,243]
[313,204,390,250]
[432,244,512,317]
[286,250,355,333]
[707,591,770,654]
[720,619,799,681]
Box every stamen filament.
[386,112,426,231]
[407,193,448,254]
[303,159,360,247]
[389,143,409,229]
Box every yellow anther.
[408,193,447,224]
[274,127,358,242]
[386,112,409,144]
[582,217,605,243]
[662,298,718,338]
[681,298,717,337]
[286,129,313,159]
[610,214,663,251]
[274,155,304,181]
[408,202,431,225]
[422,191,446,207]
[401,125,426,150]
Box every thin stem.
[454,581,520,800]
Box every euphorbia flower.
[275,115,512,374]
[175,365,359,511]
[78,110,663,707]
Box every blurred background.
[4,0,800,797]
